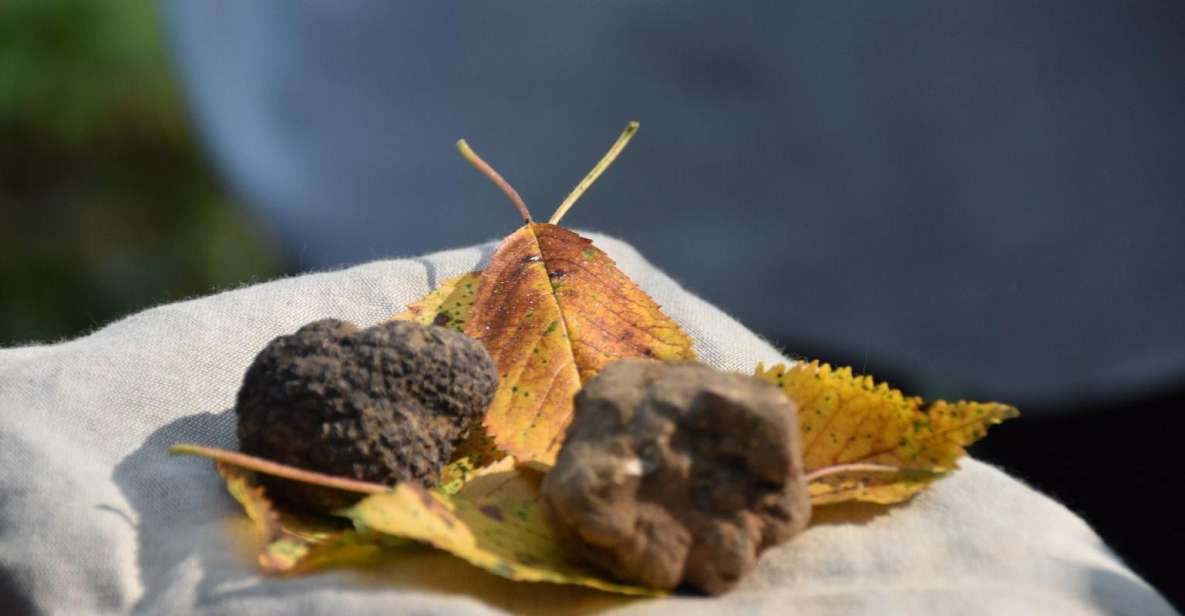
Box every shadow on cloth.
[113,409,640,615]
[1086,564,1179,614]
[412,238,498,293]
[112,409,246,612]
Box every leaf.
[463,223,695,466]
[755,361,1018,505]
[388,237,694,470]
[215,462,383,573]
[343,467,662,596]
[438,455,515,496]
[390,271,481,332]
[438,457,480,496]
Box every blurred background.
[2,0,1181,606]
[0,0,282,346]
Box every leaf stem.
[170,444,390,495]
[805,463,903,483]
[456,139,532,223]
[548,121,639,225]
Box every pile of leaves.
[173,123,1016,595]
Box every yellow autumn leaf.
[215,462,385,573]
[343,466,662,596]
[755,361,1018,505]
[389,271,481,332]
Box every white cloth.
[0,234,1175,615]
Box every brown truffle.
[235,318,497,509]
[541,360,810,595]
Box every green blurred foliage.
[0,0,283,346]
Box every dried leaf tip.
[549,121,640,225]
[456,139,532,223]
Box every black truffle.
[541,360,811,595]
[236,318,497,509]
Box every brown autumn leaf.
[446,125,695,466]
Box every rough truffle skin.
[541,360,810,595]
[236,318,497,509]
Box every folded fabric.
[0,234,1175,615]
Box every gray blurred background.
[3,0,1182,606]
